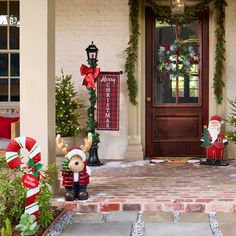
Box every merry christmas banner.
[97,72,120,130]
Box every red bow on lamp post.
[80,64,100,90]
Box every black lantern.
[86,41,98,68]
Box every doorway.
[145,7,209,156]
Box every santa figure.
[201,115,228,165]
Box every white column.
[126,0,144,161]
[20,0,55,167]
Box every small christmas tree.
[60,158,70,172]
[225,98,236,142]
[56,70,84,137]
[201,125,212,147]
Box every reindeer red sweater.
[62,162,90,186]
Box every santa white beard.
[208,127,220,143]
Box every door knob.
[146,97,151,102]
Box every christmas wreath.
[158,41,199,78]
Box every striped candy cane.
[5,137,41,221]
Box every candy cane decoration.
[5,137,41,221]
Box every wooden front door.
[145,7,209,156]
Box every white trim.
[66,149,86,161]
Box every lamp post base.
[87,146,103,166]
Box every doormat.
[150,157,200,164]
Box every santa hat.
[66,148,86,162]
[209,115,223,124]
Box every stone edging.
[43,211,73,236]
[130,211,145,236]
[209,212,223,236]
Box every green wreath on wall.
[125,0,227,105]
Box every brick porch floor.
[52,160,236,213]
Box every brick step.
[52,198,236,213]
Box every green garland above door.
[125,0,227,105]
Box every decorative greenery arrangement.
[213,0,227,104]
[56,70,84,137]
[87,88,100,148]
[225,98,236,142]
[82,61,100,149]
[125,0,139,105]
[37,165,58,228]
[16,213,39,236]
[0,157,26,227]
[1,218,12,236]
[158,41,198,78]
[0,156,58,233]
[126,0,227,105]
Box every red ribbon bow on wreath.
[80,64,100,90]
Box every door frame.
[145,6,209,156]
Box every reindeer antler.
[56,134,69,155]
[80,132,93,153]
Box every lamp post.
[85,42,102,166]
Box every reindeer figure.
[56,133,92,201]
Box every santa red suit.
[205,115,227,160]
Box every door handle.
[146,97,151,102]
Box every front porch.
[52,160,236,213]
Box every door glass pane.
[10,26,19,49]
[155,74,176,104]
[11,53,19,76]
[0,26,7,49]
[9,1,20,25]
[178,76,199,103]
[0,79,8,101]
[0,1,7,25]
[189,76,199,97]
[155,19,199,105]
[0,53,8,76]
[10,78,19,101]
[178,77,184,97]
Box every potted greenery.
[56,70,84,155]
[225,98,236,159]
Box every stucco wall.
[225,0,236,110]
[56,0,129,159]
[225,0,236,158]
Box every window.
[0,0,20,105]
[155,19,199,104]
